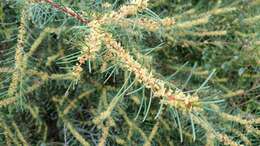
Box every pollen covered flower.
[103,33,200,111]
[72,20,104,77]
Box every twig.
[39,0,90,25]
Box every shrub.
[0,0,259,145]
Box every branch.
[39,0,90,25]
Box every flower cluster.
[0,97,16,108]
[176,16,209,29]
[115,17,176,32]
[72,21,104,77]
[110,0,149,18]
[8,8,27,97]
[189,30,227,36]
[72,0,149,77]
[103,33,199,111]
[216,133,240,146]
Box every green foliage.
[0,0,259,146]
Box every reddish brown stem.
[40,0,89,25]
[168,95,175,101]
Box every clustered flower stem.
[102,33,199,111]
[8,8,26,98]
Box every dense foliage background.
[0,0,259,145]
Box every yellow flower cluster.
[244,15,260,24]
[110,0,149,18]
[0,67,14,73]
[205,7,237,16]
[220,112,260,125]
[103,33,199,111]
[8,8,27,97]
[161,17,176,26]
[108,17,175,32]
[64,120,90,146]
[144,121,160,146]
[175,16,209,29]
[72,0,151,77]
[115,18,159,32]
[245,124,260,135]
[98,0,149,25]
[0,97,16,108]
[230,128,251,146]
[12,121,29,146]
[73,21,104,77]
[216,133,240,146]
[189,30,227,36]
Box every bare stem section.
[39,0,89,24]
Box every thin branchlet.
[38,0,90,24]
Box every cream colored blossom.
[103,33,199,111]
